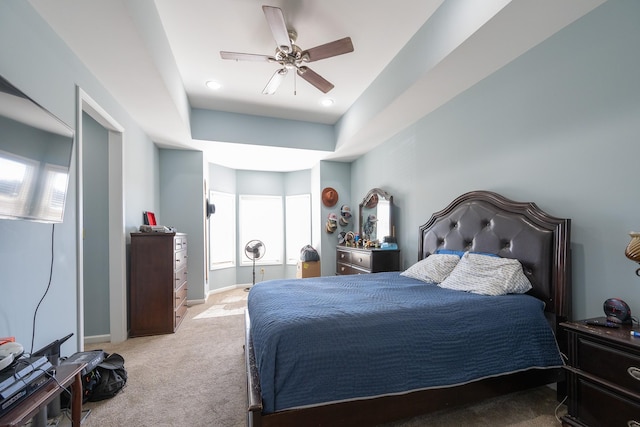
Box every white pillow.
[438,252,532,296]
[400,254,460,284]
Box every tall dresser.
[129,232,188,337]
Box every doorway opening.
[77,88,126,349]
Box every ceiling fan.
[220,5,354,95]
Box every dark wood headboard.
[418,191,571,326]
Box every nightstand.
[560,318,640,426]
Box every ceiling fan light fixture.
[220,5,354,95]
[263,68,288,95]
[320,98,334,107]
[206,80,221,90]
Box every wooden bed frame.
[245,190,571,427]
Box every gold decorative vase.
[625,231,640,276]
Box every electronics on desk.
[139,225,176,233]
[0,356,53,417]
[62,350,105,376]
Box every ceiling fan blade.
[296,66,334,93]
[262,6,292,54]
[302,37,354,62]
[263,68,288,95]
[220,51,275,62]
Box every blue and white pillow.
[400,254,460,284]
[438,252,532,295]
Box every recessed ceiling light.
[206,80,221,90]
[320,98,334,107]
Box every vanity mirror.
[359,188,394,242]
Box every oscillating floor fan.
[244,240,265,291]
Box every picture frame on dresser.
[143,211,157,226]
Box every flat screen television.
[0,75,74,223]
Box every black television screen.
[0,76,74,223]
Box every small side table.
[0,362,86,427]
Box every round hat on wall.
[322,187,339,207]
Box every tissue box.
[296,261,320,278]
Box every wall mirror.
[359,188,394,242]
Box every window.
[34,164,69,221]
[239,195,283,265]
[0,151,37,218]
[285,194,311,264]
[209,191,235,270]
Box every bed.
[244,190,571,426]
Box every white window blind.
[239,195,283,265]
[209,191,236,270]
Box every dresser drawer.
[336,262,354,275]
[351,251,372,269]
[175,249,187,271]
[174,283,187,309]
[337,263,370,275]
[337,249,351,264]
[174,267,188,289]
[577,336,640,394]
[175,303,188,329]
[573,374,640,426]
[175,235,187,250]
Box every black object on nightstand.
[560,317,640,426]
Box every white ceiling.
[27,0,605,171]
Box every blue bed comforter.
[247,272,563,413]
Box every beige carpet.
[58,287,565,427]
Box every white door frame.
[76,87,127,349]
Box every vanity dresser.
[336,188,400,275]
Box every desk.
[0,363,85,427]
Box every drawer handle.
[628,421,640,427]
[358,257,363,262]
[627,366,640,381]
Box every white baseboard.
[188,284,251,306]
[84,334,110,345]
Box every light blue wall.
[192,109,335,152]
[284,170,311,195]
[319,161,352,276]
[351,0,640,321]
[160,149,206,300]
[82,112,110,336]
[0,2,161,353]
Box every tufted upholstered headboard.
[419,191,571,326]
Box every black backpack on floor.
[84,352,127,402]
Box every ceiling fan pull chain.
[294,71,297,95]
